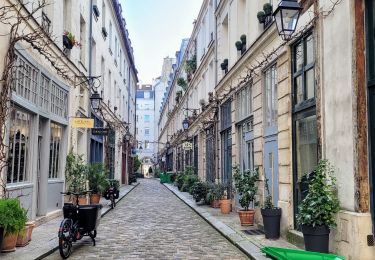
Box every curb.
[35,182,140,260]
[163,183,268,260]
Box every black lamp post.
[273,0,302,41]
[182,117,189,130]
[90,91,102,111]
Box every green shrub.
[181,174,199,193]
[191,181,208,202]
[87,163,108,194]
[0,199,27,235]
[65,152,87,193]
[176,172,185,190]
[205,182,225,204]
[233,166,258,210]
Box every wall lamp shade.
[182,117,189,130]
[273,0,302,40]
[90,91,102,111]
[124,132,131,141]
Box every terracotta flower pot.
[78,196,88,205]
[26,222,35,242]
[210,199,220,208]
[238,209,255,226]
[220,199,231,214]
[90,194,101,204]
[1,233,18,252]
[16,225,30,247]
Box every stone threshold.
[1,182,140,260]
[163,183,269,260]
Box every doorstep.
[164,183,298,260]
[0,182,139,260]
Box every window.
[39,74,50,111]
[221,101,231,129]
[265,64,277,128]
[236,84,252,122]
[109,22,112,52]
[14,55,38,105]
[144,92,150,99]
[221,100,232,184]
[50,82,68,119]
[80,15,86,65]
[115,36,118,64]
[145,128,150,135]
[145,141,150,149]
[49,123,62,179]
[7,107,31,184]
[42,12,51,34]
[144,115,150,122]
[237,119,254,172]
[102,2,106,27]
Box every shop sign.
[71,118,94,128]
[91,128,110,135]
[182,142,193,150]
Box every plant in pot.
[208,92,214,103]
[0,198,27,252]
[65,152,88,205]
[177,77,187,91]
[206,183,225,208]
[261,177,282,239]
[263,3,273,16]
[87,163,108,204]
[219,184,232,214]
[233,166,258,226]
[257,11,266,24]
[240,34,246,46]
[296,160,340,253]
[63,31,81,49]
[235,41,243,52]
[191,181,208,204]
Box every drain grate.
[243,229,265,235]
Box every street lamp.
[166,141,171,149]
[182,117,189,130]
[90,91,102,111]
[273,0,302,41]
[124,132,131,141]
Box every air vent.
[367,234,374,246]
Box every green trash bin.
[165,173,171,183]
[261,247,345,260]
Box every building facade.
[0,0,137,221]
[157,0,375,259]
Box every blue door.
[264,135,279,206]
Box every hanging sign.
[92,128,110,135]
[182,142,193,150]
[71,118,94,128]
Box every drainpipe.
[214,0,220,184]
[87,0,94,163]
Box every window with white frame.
[236,83,252,122]
[49,123,62,179]
[51,82,68,119]
[40,74,50,111]
[14,55,38,105]
[265,64,278,128]
[7,107,31,184]
[145,128,150,135]
[109,22,112,51]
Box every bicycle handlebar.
[61,190,92,196]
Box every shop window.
[7,107,31,184]
[49,123,62,179]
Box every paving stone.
[45,179,248,259]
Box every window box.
[93,5,100,17]
[102,27,108,38]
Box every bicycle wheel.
[110,194,114,209]
[59,219,73,259]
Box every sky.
[121,0,203,84]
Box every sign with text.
[182,142,193,150]
[71,118,94,128]
[91,128,110,135]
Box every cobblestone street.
[45,179,248,259]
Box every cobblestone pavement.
[45,179,248,260]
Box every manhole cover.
[243,229,265,235]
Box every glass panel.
[49,123,62,179]
[306,69,315,100]
[295,75,303,104]
[294,42,303,72]
[295,115,317,180]
[305,34,314,65]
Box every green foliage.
[181,174,199,193]
[0,199,27,235]
[103,179,120,191]
[296,160,340,228]
[205,182,225,203]
[177,77,187,90]
[87,163,108,194]
[154,168,162,178]
[133,156,141,172]
[184,55,197,75]
[65,152,87,193]
[233,166,258,210]
[257,11,266,23]
[176,172,185,190]
[240,34,246,44]
[191,181,208,202]
[262,177,275,209]
[263,3,273,15]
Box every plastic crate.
[261,247,345,260]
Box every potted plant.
[219,185,232,214]
[261,177,282,239]
[296,160,340,253]
[208,92,214,103]
[87,163,107,204]
[65,152,88,205]
[185,55,197,75]
[235,41,243,51]
[263,3,273,16]
[177,77,187,91]
[63,31,81,49]
[257,11,266,24]
[191,181,208,203]
[240,34,246,45]
[233,166,258,226]
[0,199,27,252]
[206,183,225,208]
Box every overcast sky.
[121,0,203,84]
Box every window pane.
[295,115,317,180]
[49,123,62,179]
[294,42,303,72]
[305,34,314,65]
[295,75,303,104]
[306,69,315,100]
